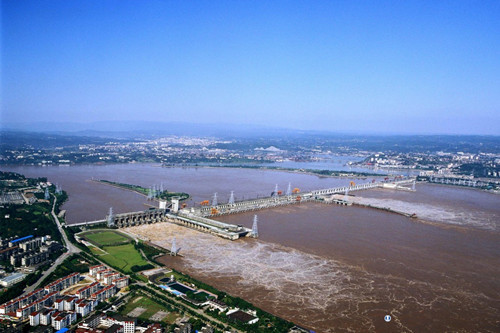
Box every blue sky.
[2,0,500,134]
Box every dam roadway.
[70,178,416,240]
[194,178,414,217]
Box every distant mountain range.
[1,120,315,139]
[1,121,499,153]
[5,120,499,138]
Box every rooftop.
[108,313,136,323]
[55,328,70,333]
[0,272,26,283]
[10,235,34,244]
[227,310,257,323]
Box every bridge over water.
[194,178,414,217]
[70,178,416,240]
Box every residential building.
[112,277,129,289]
[75,282,100,299]
[63,296,76,311]
[89,265,106,277]
[22,251,50,266]
[96,270,114,281]
[54,298,65,311]
[75,299,95,317]
[103,315,136,333]
[78,313,106,329]
[52,311,77,330]
[0,288,44,314]
[103,272,120,285]
[44,272,80,293]
[144,323,163,333]
[16,291,58,319]
[30,311,40,326]
[39,308,54,325]
[91,285,116,302]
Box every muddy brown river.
[2,164,499,332]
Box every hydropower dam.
[70,178,416,240]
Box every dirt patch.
[150,310,168,322]
[128,306,147,317]
[132,296,143,303]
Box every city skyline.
[2,0,500,135]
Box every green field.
[83,230,131,247]
[88,245,107,256]
[99,243,149,273]
[120,294,180,324]
[80,230,151,273]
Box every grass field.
[99,243,149,273]
[83,230,131,247]
[120,294,180,324]
[80,230,151,273]
[89,245,107,256]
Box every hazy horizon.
[2,1,500,135]
[3,120,500,138]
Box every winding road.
[22,195,81,295]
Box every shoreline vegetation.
[162,163,387,178]
[93,179,190,201]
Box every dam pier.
[72,178,416,240]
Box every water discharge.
[129,221,499,332]
[1,164,499,332]
[353,195,498,230]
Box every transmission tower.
[160,182,164,193]
[272,184,279,197]
[171,237,179,256]
[107,207,114,227]
[251,215,259,238]
[212,193,218,207]
[147,187,153,200]
[286,182,292,196]
[44,188,50,200]
[228,191,235,205]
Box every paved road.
[51,195,81,254]
[140,286,241,333]
[19,201,240,332]
[22,195,81,295]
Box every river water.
[1,164,499,332]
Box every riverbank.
[91,179,190,201]
[162,163,386,179]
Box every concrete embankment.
[88,179,150,198]
[351,202,417,218]
[326,194,417,218]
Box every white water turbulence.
[125,224,379,330]
[124,223,495,332]
[354,196,498,231]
